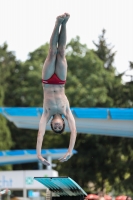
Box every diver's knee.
[49,47,57,57]
[57,48,65,58]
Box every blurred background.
[0,0,133,199]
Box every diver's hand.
[58,152,72,162]
[38,155,50,166]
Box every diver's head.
[50,114,65,134]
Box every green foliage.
[0,115,13,170]
[122,62,133,107]
[0,115,13,149]
[0,43,16,106]
[0,43,15,170]
[66,36,125,107]
[93,29,116,70]
[21,43,49,106]
[93,30,133,107]
[0,43,49,107]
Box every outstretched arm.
[59,108,77,162]
[36,113,50,166]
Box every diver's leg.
[42,14,66,80]
[55,13,70,80]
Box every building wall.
[0,170,58,198]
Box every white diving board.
[0,107,133,138]
[0,149,77,169]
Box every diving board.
[1,107,133,138]
[0,149,77,169]
[34,177,87,200]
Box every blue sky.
[0,0,133,81]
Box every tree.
[0,115,13,150]
[0,43,16,105]
[0,43,14,170]
[93,30,133,107]
[0,115,13,170]
[66,36,114,107]
[123,61,133,107]
[93,29,116,70]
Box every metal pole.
[46,155,52,170]
[23,187,27,198]
[38,161,43,170]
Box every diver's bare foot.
[56,14,66,25]
[62,13,70,24]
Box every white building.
[0,170,58,199]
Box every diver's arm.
[66,108,77,153]
[36,113,50,165]
[59,108,77,162]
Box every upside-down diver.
[36,13,77,166]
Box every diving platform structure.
[0,107,133,138]
[0,149,77,169]
[34,177,87,200]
